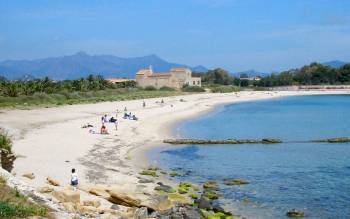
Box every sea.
[148,95,350,219]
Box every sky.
[0,0,350,72]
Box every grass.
[0,130,12,153]
[0,88,187,109]
[0,175,49,218]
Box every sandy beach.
[0,90,349,217]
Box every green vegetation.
[144,85,157,91]
[169,171,178,177]
[178,182,192,194]
[139,170,158,177]
[194,63,350,88]
[209,85,240,93]
[181,85,205,92]
[0,129,12,153]
[258,63,350,87]
[159,86,176,91]
[0,175,49,218]
[0,75,190,109]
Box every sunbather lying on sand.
[81,123,93,128]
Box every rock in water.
[133,207,148,219]
[223,178,249,185]
[197,195,212,209]
[203,181,219,190]
[154,184,175,193]
[286,209,305,217]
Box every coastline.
[1,90,350,218]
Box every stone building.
[135,67,201,89]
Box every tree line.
[193,62,350,87]
[0,75,130,97]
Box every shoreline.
[0,90,349,218]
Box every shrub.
[0,129,12,153]
[144,86,157,91]
[0,202,47,218]
[210,86,240,93]
[159,86,176,91]
[181,85,205,92]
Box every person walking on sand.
[71,168,78,191]
[143,100,146,108]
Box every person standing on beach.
[143,100,146,108]
[114,118,118,131]
[71,168,78,191]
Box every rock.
[204,190,220,200]
[133,207,148,219]
[139,170,158,177]
[178,182,191,194]
[203,181,219,190]
[62,202,77,213]
[22,172,35,180]
[138,179,154,183]
[107,190,141,207]
[199,209,215,218]
[190,193,198,199]
[183,206,201,219]
[77,205,104,216]
[89,188,110,198]
[169,171,178,177]
[52,189,80,203]
[83,199,101,208]
[110,204,120,210]
[168,193,192,205]
[223,178,249,186]
[154,184,176,193]
[47,176,60,186]
[37,186,54,193]
[198,195,212,210]
[286,209,305,217]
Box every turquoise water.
[149,95,350,219]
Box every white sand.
[0,90,349,203]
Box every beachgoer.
[103,115,108,123]
[132,115,138,120]
[161,99,164,104]
[143,100,146,107]
[124,107,127,112]
[71,168,78,191]
[101,125,109,134]
[114,119,118,130]
[109,117,117,123]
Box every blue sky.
[0,0,350,72]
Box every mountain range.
[0,52,208,80]
[0,52,348,80]
[321,60,348,68]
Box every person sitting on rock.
[71,168,78,191]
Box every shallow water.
[149,95,350,219]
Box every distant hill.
[0,52,208,80]
[232,69,270,78]
[322,60,348,68]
